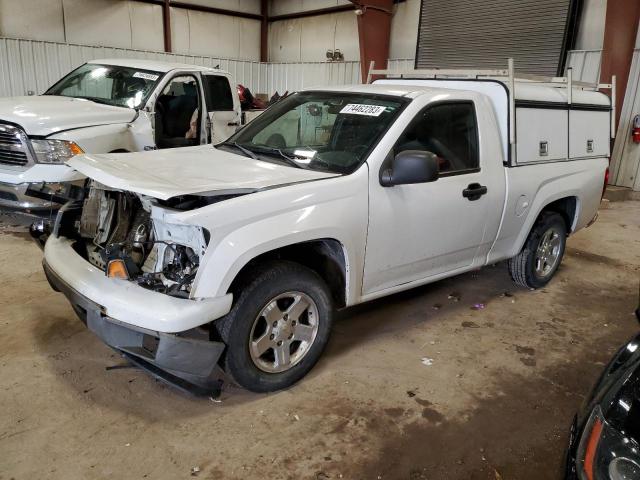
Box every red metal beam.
[260,0,269,62]
[268,4,355,21]
[162,0,171,53]
[135,0,262,21]
[351,1,394,82]
[600,0,640,130]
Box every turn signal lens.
[68,142,84,156]
[107,259,129,280]
[583,417,604,480]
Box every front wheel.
[508,211,567,289]
[217,261,333,392]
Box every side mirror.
[380,150,439,187]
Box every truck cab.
[0,59,242,210]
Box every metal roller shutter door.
[415,0,573,76]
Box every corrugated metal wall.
[0,37,364,97]
[415,0,573,76]
[0,35,602,98]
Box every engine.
[75,184,205,298]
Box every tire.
[508,211,567,289]
[216,261,333,393]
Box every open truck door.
[202,74,241,144]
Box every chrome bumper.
[0,182,55,210]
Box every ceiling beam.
[135,0,263,21]
[268,5,356,21]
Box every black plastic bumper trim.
[43,260,225,397]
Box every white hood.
[67,145,339,200]
[0,96,135,136]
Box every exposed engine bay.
[75,184,208,298]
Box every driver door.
[363,100,504,295]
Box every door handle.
[462,183,488,201]
[227,121,240,126]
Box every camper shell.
[371,59,614,167]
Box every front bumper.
[0,182,54,209]
[43,259,227,395]
[44,235,233,333]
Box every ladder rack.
[367,58,617,140]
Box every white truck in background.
[0,59,244,210]
[43,61,614,395]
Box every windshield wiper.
[218,141,258,160]
[249,146,306,169]
[75,96,119,107]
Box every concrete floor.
[1,201,639,480]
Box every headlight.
[31,139,83,164]
[576,406,640,479]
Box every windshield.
[222,91,407,174]
[44,63,162,109]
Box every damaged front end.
[46,182,230,396]
[70,183,208,299]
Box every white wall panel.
[269,11,357,62]
[170,7,191,55]
[575,0,607,50]
[389,0,420,60]
[268,20,302,62]
[610,45,640,190]
[63,0,132,49]
[333,9,359,61]
[170,7,260,60]
[264,60,361,94]
[0,0,65,42]
[269,0,351,16]
[130,2,165,51]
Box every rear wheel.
[217,261,333,392]
[508,211,567,289]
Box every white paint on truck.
[0,58,244,209]
[43,78,611,392]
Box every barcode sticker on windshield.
[340,104,387,116]
[133,72,160,81]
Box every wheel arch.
[539,196,579,233]
[227,238,349,309]
[511,194,581,258]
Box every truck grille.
[0,123,32,168]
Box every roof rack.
[367,58,617,141]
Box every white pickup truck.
[42,64,613,394]
[0,59,242,210]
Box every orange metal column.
[600,0,640,130]
[352,1,394,82]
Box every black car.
[565,290,640,479]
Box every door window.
[394,102,479,174]
[155,75,201,148]
[203,75,234,111]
